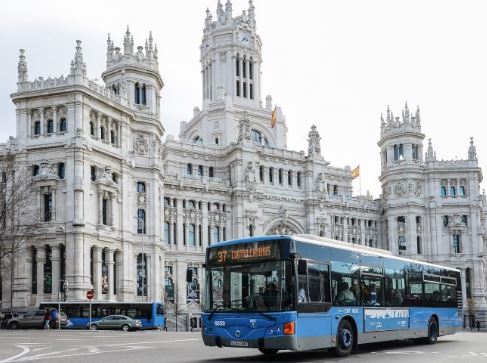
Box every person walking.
[43,309,51,329]
[50,308,58,329]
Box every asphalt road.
[0,330,485,363]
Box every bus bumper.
[202,334,297,350]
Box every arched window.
[288,170,292,186]
[450,186,456,197]
[212,226,220,243]
[242,55,247,78]
[440,186,447,197]
[412,144,419,160]
[452,234,461,253]
[209,167,214,178]
[269,167,274,183]
[90,166,96,181]
[135,83,140,104]
[58,163,65,179]
[47,119,54,134]
[297,172,302,188]
[43,193,52,222]
[259,165,264,182]
[137,209,146,234]
[141,84,147,105]
[278,169,283,185]
[187,163,193,175]
[90,122,95,136]
[110,130,116,145]
[188,224,196,246]
[251,129,262,144]
[249,224,254,237]
[59,118,67,132]
[187,200,195,209]
[137,182,146,192]
[34,121,41,135]
[197,165,204,176]
[100,126,105,140]
[235,54,240,77]
[249,57,253,80]
[459,185,466,196]
[112,173,118,183]
[215,137,219,145]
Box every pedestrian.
[476,320,481,332]
[43,309,51,330]
[50,308,58,329]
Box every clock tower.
[200,0,262,108]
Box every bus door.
[296,259,333,350]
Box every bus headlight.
[283,321,295,335]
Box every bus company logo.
[249,319,256,328]
[235,330,241,338]
[365,309,409,320]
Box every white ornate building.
[0,0,486,323]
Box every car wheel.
[122,324,130,332]
[9,322,19,330]
[90,324,98,331]
[333,319,354,357]
[258,347,278,356]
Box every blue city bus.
[201,235,462,357]
[39,301,164,329]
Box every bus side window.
[297,260,308,303]
[308,263,330,303]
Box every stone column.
[98,192,103,225]
[184,222,189,247]
[195,223,200,247]
[93,247,102,300]
[110,193,115,227]
[168,222,174,245]
[36,246,46,305]
[461,268,468,313]
[202,202,209,248]
[176,260,187,312]
[115,251,122,297]
[51,245,61,299]
[176,199,184,248]
[106,248,114,301]
[145,254,151,301]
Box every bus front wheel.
[334,319,354,357]
[258,347,278,357]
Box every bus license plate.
[230,340,249,347]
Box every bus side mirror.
[297,260,307,275]
[186,269,193,283]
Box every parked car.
[7,310,71,329]
[86,315,142,331]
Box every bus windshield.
[206,261,293,313]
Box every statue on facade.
[245,161,256,192]
[307,125,321,157]
[238,114,251,144]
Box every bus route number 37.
[214,320,226,327]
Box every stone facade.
[0,1,486,322]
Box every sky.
[1,0,487,198]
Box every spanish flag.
[271,106,277,128]
[351,165,360,179]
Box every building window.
[188,224,196,246]
[242,57,247,78]
[259,165,264,182]
[462,215,468,225]
[249,84,253,99]
[440,186,447,197]
[297,172,302,188]
[137,209,146,234]
[333,185,338,195]
[135,83,146,105]
[100,126,105,140]
[1,171,6,183]
[398,236,406,252]
[136,253,147,297]
[442,215,449,226]
[58,163,65,179]
[137,182,146,193]
[412,144,419,160]
[393,144,404,160]
[236,56,240,77]
[269,167,274,183]
[183,224,187,245]
[251,129,262,145]
[249,60,253,79]
[90,166,96,181]
[452,234,461,253]
[209,167,214,178]
[33,165,39,176]
[43,193,52,222]
[141,84,146,105]
[187,163,193,175]
[288,170,292,186]
[90,122,95,136]
[465,267,472,299]
[450,186,456,197]
[215,137,219,145]
[110,130,116,145]
[236,80,240,97]
[102,198,108,225]
[416,236,422,254]
[43,246,52,294]
[59,118,67,132]
[278,168,283,185]
[47,119,54,134]
[199,225,203,246]
[416,216,421,224]
[212,226,220,243]
[112,173,118,183]
[249,224,254,237]
[459,185,466,196]
[187,200,195,209]
[243,82,247,97]
[197,165,204,176]
[31,248,37,294]
[34,121,41,135]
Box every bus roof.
[209,234,459,273]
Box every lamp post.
[56,225,67,331]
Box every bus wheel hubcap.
[341,329,352,348]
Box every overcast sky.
[1,0,486,197]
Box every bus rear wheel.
[333,319,354,357]
[258,347,278,357]
[422,318,438,345]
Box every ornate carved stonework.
[134,133,149,155]
[245,161,257,193]
[307,125,321,156]
[238,115,251,144]
[315,173,327,200]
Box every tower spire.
[426,138,435,161]
[71,40,86,76]
[468,137,478,161]
[248,0,255,27]
[217,0,225,23]
[225,0,233,22]
[106,33,114,65]
[124,25,133,55]
[17,49,28,84]
[403,101,410,123]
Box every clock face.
[240,32,250,46]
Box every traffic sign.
[86,290,94,300]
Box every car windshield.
[205,260,294,312]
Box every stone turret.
[17,49,29,92]
[70,40,86,77]
[468,137,478,161]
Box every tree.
[0,151,40,308]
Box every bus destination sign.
[208,242,280,265]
